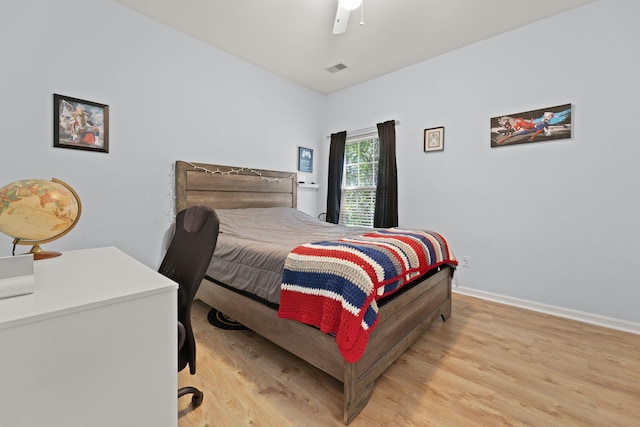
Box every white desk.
[0,247,178,427]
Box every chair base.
[178,386,204,408]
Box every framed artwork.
[54,94,109,153]
[490,103,572,147]
[424,126,444,152]
[298,146,313,172]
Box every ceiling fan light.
[339,0,362,11]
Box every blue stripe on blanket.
[281,270,368,311]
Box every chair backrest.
[159,205,219,373]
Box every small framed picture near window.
[424,126,444,152]
[298,146,313,172]
[54,94,109,153]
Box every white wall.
[0,0,323,267]
[323,0,640,324]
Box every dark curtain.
[326,131,346,224]
[374,120,398,228]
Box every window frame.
[339,133,379,227]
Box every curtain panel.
[326,131,346,224]
[374,120,398,228]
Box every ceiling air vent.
[326,63,347,73]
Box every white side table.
[0,247,178,427]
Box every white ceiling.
[113,0,594,94]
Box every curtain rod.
[327,120,399,139]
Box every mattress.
[205,207,371,304]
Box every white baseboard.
[453,286,640,335]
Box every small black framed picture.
[54,94,109,153]
[424,126,444,152]
[298,146,313,172]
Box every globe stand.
[29,244,62,261]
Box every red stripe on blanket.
[278,289,375,363]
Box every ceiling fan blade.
[332,5,350,34]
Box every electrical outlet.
[461,256,470,268]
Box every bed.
[174,160,456,424]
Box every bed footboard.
[342,266,452,424]
[196,266,453,424]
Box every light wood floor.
[178,294,640,426]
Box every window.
[339,135,379,227]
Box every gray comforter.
[206,207,370,304]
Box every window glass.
[339,136,379,227]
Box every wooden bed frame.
[175,160,454,424]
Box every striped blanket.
[277,229,457,362]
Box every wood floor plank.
[179,294,640,426]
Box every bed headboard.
[175,161,297,212]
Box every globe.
[0,178,82,260]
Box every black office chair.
[158,205,220,409]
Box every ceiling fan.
[332,0,364,35]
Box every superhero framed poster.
[54,94,109,153]
[490,103,572,147]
